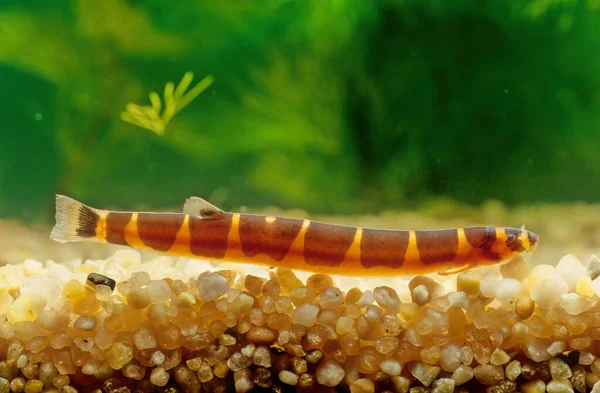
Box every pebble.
[586,255,600,280]
[252,346,272,368]
[292,304,319,327]
[549,358,572,379]
[106,343,133,370]
[505,360,521,380]
[279,370,299,385]
[409,276,443,304]
[391,376,410,393]
[559,293,595,315]
[431,378,455,393]
[500,256,531,281]
[556,254,588,292]
[357,290,374,307]
[480,271,500,298]
[495,278,521,303]
[316,360,345,387]
[0,378,7,393]
[457,271,480,294]
[147,280,172,303]
[350,378,375,393]
[531,273,569,309]
[196,272,229,301]
[373,286,401,311]
[576,276,594,296]
[448,291,468,309]
[228,352,252,371]
[321,287,344,308]
[336,316,354,335]
[172,365,202,393]
[521,380,546,393]
[473,364,504,385]
[451,364,474,385]
[490,348,510,366]
[234,369,254,393]
[380,360,402,376]
[247,327,278,344]
[546,379,574,393]
[408,362,441,387]
[149,367,169,387]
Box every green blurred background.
[1,0,600,223]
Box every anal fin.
[183,196,224,219]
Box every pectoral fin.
[438,263,476,276]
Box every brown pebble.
[87,273,116,290]
[486,380,516,393]
[172,365,202,393]
[521,361,551,381]
[298,373,315,387]
[253,367,273,388]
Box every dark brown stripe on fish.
[239,214,303,261]
[189,213,233,259]
[137,213,185,252]
[415,229,459,264]
[464,227,496,248]
[105,212,132,246]
[360,229,409,269]
[464,226,501,261]
[304,222,356,266]
[505,228,525,252]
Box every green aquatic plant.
[121,72,214,135]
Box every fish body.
[51,195,538,276]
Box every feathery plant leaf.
[120,72,214,135]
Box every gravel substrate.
[0,249,600,393]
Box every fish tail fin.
[50,195,101,243]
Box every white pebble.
[479,272,499,298]
[556,254,588,292]
[357,290,374,307]
[317,360,345,387]
[196,272,229,302]
[524,337,553,362]
[147,280,172,303]
[439,344,462,372]
[448,291,468,309]
[380,360,402,376]
[279,370,299,385]
[495,278,522,303]
[531,273,569,309]
[292,304,319,327]
[499,256,531,281]
[559,293,596,315]
[320,287,343,308]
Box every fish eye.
[507,234,516,242]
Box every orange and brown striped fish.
[50,195,539,276]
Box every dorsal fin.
[183,197,224,219]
